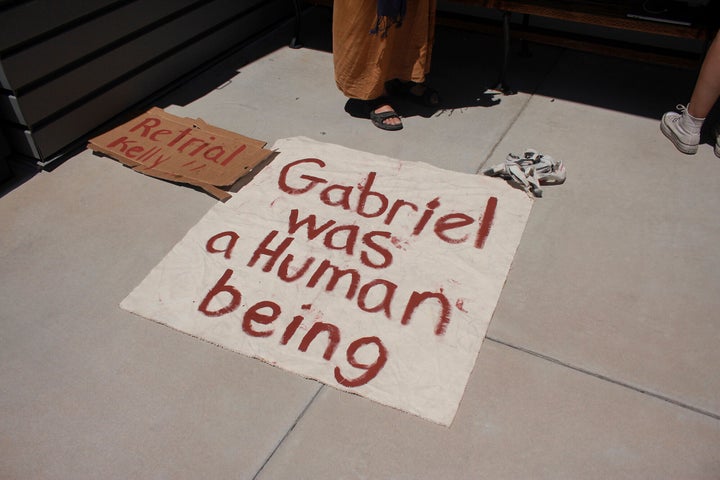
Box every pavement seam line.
[252,385,324,480]
[476,94,533,175]
[475,47,566,175]
[486,336,720,421]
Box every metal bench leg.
[290,0,303,49]
[520,13,531,57]
[493,11,517,95]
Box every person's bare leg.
[688,34,720,119]
[660,35,720,154]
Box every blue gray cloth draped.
[371,0,407,36]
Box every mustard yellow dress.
[332,0,437,101]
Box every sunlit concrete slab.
[256,341,720,480]
[486,51,720,418]
[0,152,321,479]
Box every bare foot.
[372,104,402,128]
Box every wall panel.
[0,0,292,163]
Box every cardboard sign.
[88,107,272,200]
[120,137,533,426]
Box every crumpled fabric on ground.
[484,149,566,198]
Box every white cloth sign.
[121,137,533,425]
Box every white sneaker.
[715,129,720,158]
[660,105,700,154]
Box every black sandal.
[386,79,441,107]
[368,98,403,131]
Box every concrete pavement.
[1,7,718,479]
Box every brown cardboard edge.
[132,164,231,201]
[89,146,231,201]
[87,110,273,188]
[148,107,267,149]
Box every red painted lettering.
[306,260,361,300]
[167,127,191,147]
[129,116,161,136]
[178,137,209,156]
[334,336,388,388]
[137,146,158,163]
[106,136,135,151]
[319,183,352,209]
[401,290,452,335]
[242,300,281,337]
[356,172,388,218]
[411,198,440,235]
[150,128,172,142]
[178,137,211,155]
[298,322,340,360]
[280,308,309,345]
[278,254,315,282]
[125,145,145,159]
[190,138,214,156]
[287,209,335,239]
[360,231,393,269]
[475,196,498,249]
[203,146,226,162]
[248,231,294,272]
[198,269,241,317]
[275,160,497,251]
[434,213,474,244]
[220,144,247,166]
[206,231,239,259]
[357,279,397,318]
[323,224,358,254]
[278,158,327,194]
[384,198,419,226]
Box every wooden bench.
[442,0,715,93]
[292,0,716,93]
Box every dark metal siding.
[0,0,292,163]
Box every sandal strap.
[372,110,400,120]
